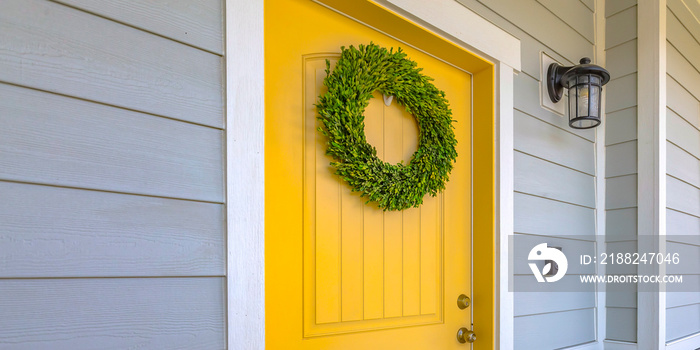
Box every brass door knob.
[457,294,470,309]
[457,328,476,343]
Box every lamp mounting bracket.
[547,62,572,103]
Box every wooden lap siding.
[666,0,700,343]
[454,0,598,348]
[605,0,639,343]
[0,0,226,349]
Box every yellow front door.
[265,1,494,349]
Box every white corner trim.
[637,0,667,349]
[496,61,515,350]
[225,0,265,349]
[595,0,607,345]
[372,0,521,72]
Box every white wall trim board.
[373,0,521,72]
[225,0,265,349]
[497,61,515,350]
[595,0,607,345]
[604,340,639,350]
[637,1,667,349]
[225,1,520,349]
[666,332,700,350]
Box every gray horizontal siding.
[606,174,637,210]
[0,0,223,128]
[606,140,637,177]
[606,73,638,113]
[0,0,226,348]
[514,308,596,349]
[581,0,594,12]
[475,0,593,58]
[606,5,637,49]
[515,151,595,208]
[535,0,594,43]
[667,303,700,342]
[607,282,637,308]
[605,1,638,342]
[606,307,637,342]
[668,7,700,76]
[666,242,700,275]
[514,110,595,175]
[514,192,595,237]
[606,39,638,79]
[606,0,636,17]
[668,174,700,216]
[452,1,598,347]
[0,181,224,278]
[667,208,700,246]
[667,75,699,129]
[667,275,700,308]
[606,208,637,242]
[668,109,700,159]
[606,107,638,146]
[668,44,700,103]
[53,0,224,54]
[0,83,224,202]
[666,2,700,343]
[608,283,636,343]
[668,0,700,45]
[0,278,225,350]
[514,275,595,316]
[668,141,700,189]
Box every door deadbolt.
[457,327,476,343]
[457,294,471,309]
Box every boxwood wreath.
[316,43,457,211]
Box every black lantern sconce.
[547,57,610,129]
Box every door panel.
[303,56,447,336]
[267,0,473,348]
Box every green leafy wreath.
[316,43,457,211]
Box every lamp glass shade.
[567,74,602,129]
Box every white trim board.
[225,0,265,348]
[224,1,520,349]
[497,61,515,350]
[595,0,608,345]
[637,0,667,349]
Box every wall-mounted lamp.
[547,57,610,129]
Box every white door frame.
[224,1,520,348]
